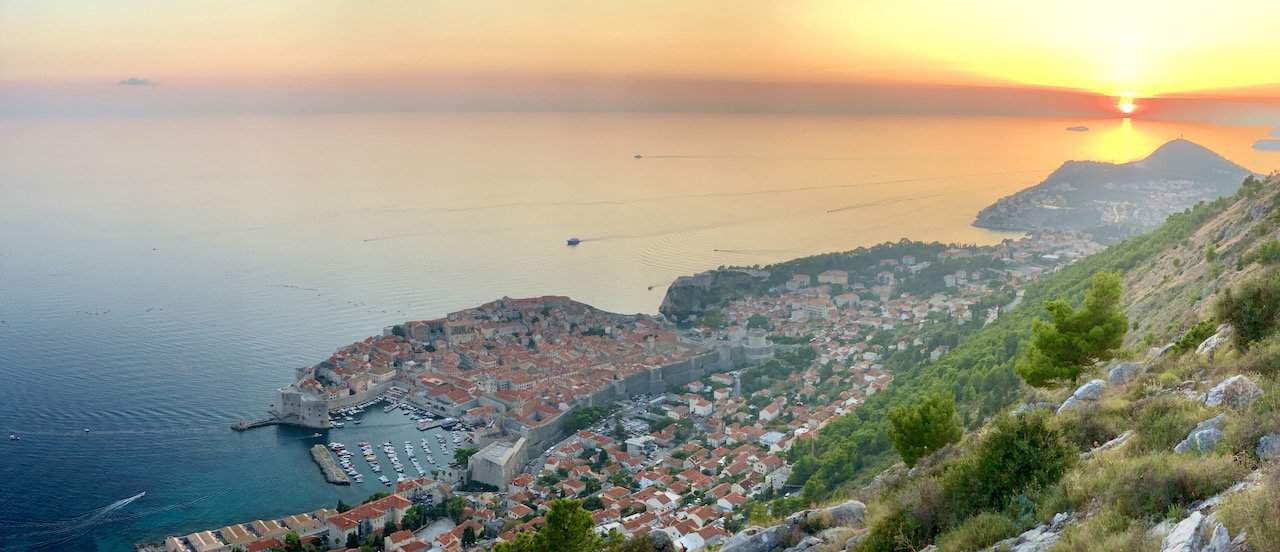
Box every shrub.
[1236,335,1280,377]
[888,390,963,467]
[1129,395,1211,454]
[1215,269,1280,346]
[945,411,1075,515]
[1246,238,1280,265]
[854,498,934,552]
[1219,468,1280,552]
[1221,376,1280,458]
[1170,319,1218,356]
[854,472,953,551]
[1055,399,1129,452]
[935,512,1019,552]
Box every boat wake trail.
[712,248,802,256]
[825,193,944,214]
[1,490,233,549]
[357,168,1045,234]
[0,492,146,549]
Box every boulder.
[1257,433,1280,461]
[821,500,866,528]
[1174,415,1227,455]
[979,514,1073,552]
[1202,523,1231,552]
[982,523,1062,552]
[1160,511,1205,552]
[721,526,782,552]
[1196,325,1234,359]
[1108,362,1142,385]
[1204,375,1263,409]
[845,533,866,551]
[1082,430,1133,459]
[816,528,854,548]
[783,536,823,552]
[1056,379,1107,415]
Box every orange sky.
[3,1,1280,115]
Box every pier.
[309,445,351,485]
[230,418,281,431]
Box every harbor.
[293,395,476,489]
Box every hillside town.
[156,232,1103,552]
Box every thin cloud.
[117,77,154,86]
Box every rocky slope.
[715,174,1280,552]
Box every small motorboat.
[8,433,18,441]
[566,238,581,246]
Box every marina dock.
[309,445,350,485]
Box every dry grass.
[1048,508,1159,552]
[934,512,1019,552]
[1059,453,1243,520]
[1218,468,1280,552]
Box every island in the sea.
[973,139,1253,241]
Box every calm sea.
[0,112,1275,550]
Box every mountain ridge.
[974,139,1255,241]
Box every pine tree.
[887,390,962,467]
[1016,272,1127,387]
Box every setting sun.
[1117,95,1137,115]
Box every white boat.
[378,475,390,485]
[8,434,17,441]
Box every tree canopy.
[887,389,962,467]
[1016,271,1127,387]
[494,499,601,552]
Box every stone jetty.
[309,444,350,485]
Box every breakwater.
[309,445,350,485]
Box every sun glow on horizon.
[1117,95,1137,115]
[4,1,1280,116]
